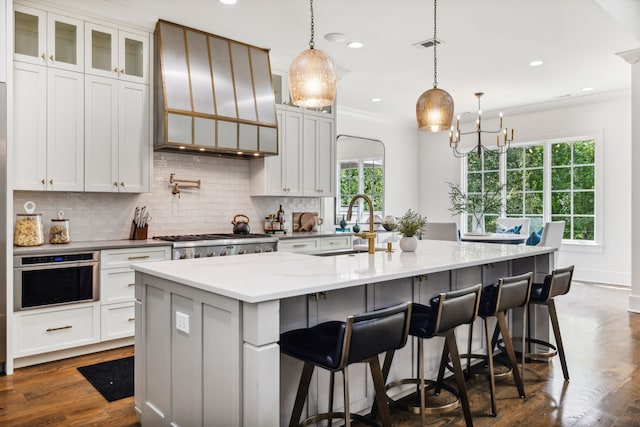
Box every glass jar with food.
[14,201,44,247]
[50,209,70,244]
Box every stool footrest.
[456,352,514,378]
[385,378,460,415]
[498,337,558,360]
[299,411,379,427]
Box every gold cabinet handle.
[128,283,136,287]
[293,244,307,248]
[128,255,150,260]
[128,317,135,322]
[46,325,72,332]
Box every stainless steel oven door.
[14,259,99,311]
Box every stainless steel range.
[153,233,278,259]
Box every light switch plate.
[176,311,190,334]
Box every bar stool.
[462,272,533,416]
[384,284,482,427]
[279,301,412,427]
[502,265,574,381]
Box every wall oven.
[14,251,100,311]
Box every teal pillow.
[526,227,544,246]
[497,224,523,234]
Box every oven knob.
[265,247,274,252]
[194,252,201,258]
[238,248,246,255]
[254,247,262,254]
[220,249,227,256]
[207,251,214,257]
[179,253,187,259]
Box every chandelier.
[449,92,515,158]
[416,0,454,132]
[289,0,338,108]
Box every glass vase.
[471,212,485,235]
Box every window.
[463,137,597,242]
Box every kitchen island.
[132,240,556,427]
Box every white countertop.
[132,240,554,304]
[13,239,172,256]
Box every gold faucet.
[347,194,377,254]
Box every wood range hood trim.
[154,20,278,158]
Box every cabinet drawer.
[319,236,351,250]
[101,302,135,341]
[278,239,318,253]
[14,303,100,357]
[101,267,135,304]
[101,246,171,268]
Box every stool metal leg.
[343,365,351,427]
[289,362,315,427]
[484,317,497,417]
[445,330,474,427]
[435,338,449,395]
[328,371,335,426]
[547,299,569,380]
[419,337,427,427]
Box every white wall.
[418,92,632,286]
[333,108,419,220]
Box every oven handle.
[14,260,99,272]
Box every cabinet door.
[303,113,335,196]
[13,5,47,66]
[119,31,149,84]
[47,68,84,191]
[85,22,118,79]
[85,74,118,192]
[283,109,303,195]
[13,62,47,190]
[118,81,150,192]
[46,13,83,72]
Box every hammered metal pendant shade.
[416,87,454,132]
[289,48,337,108]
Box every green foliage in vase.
[396,209,427,237]
[447,182,508,217]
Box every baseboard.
[572,269,630,286]
[13,337,134,369]
[629,294,640,313]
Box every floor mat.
[77,356,134,402]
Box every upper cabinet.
[0,1,7,82]
[14,5,83,73]
[85,22,149,84]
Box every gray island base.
[132,240,555,426]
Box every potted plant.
[447,182,506,234]
[396,209,427,251]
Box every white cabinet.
[100,246,171,341]
[250,106,302,196]
[0,1,6,82]
[85,21,149,84]
[14,5,83,72]
[13,302,100,358]
[303,111,336,196]
[85,76,150,192]
[250,105,335,197]
[13,61,84,191]
[278,235,351,253]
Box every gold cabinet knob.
[113,181,118,187]
[113,67,118,73]
[41,179,45,185]
[49,54,54,62]
[120,182,125,187]
[41,53,45,61]
[49,179,53,185]
[120,68,125,74]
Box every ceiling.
[47,0,640,126]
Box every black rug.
[77,356,134,402]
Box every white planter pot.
[399,236,418,252]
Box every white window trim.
[460,129,603,245]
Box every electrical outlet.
[176,311,190,334]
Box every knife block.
[129,221,148,240]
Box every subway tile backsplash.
[13,152,321,242]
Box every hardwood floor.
[0,282,637,426]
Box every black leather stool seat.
[280,302,412,427]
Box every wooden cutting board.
[300,212,316,231]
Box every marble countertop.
[13,239,172,255]
[132,240,554,304]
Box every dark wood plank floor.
[0,282,637,426]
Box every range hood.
[154,20,278,158]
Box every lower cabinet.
[101,301,135,341]
[278,235,351,253]
[13,302,100,358]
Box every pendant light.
[289,0,337,108]
[416,0,454,132]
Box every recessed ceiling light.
[219,0,237,4]
[370,98,382,102]
[529,60,543,67]
[582,87,594,92]
[324,33,347,43]
[347,41,364,49]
